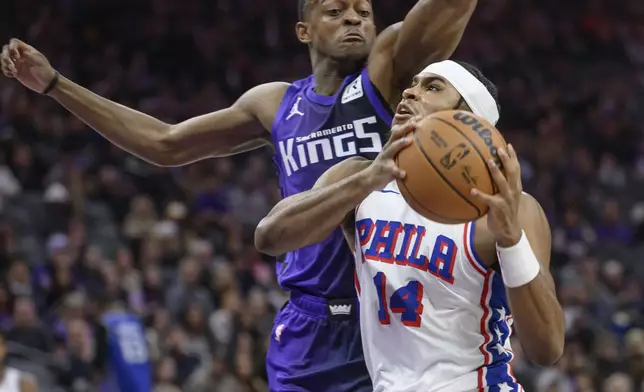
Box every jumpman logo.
[287,97,305,120]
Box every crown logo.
[329,304,352,316]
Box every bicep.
[369,0,477,101]
[161,82,289,164]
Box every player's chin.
[333,42,370,58]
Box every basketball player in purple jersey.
[2,1,477,390]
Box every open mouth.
[393,103,414,123]
[396,104,413,116]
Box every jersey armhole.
[269,82,301,206]
[463,221,489,276]
[361,67,394,126]
[270,83,300,137]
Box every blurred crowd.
[0,0,643,391]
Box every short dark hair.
[298,0,310,21]
[454,61,501,117]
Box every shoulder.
[235,82,291,129]
[516,192,550,238]
[518,192,547,218]
[239,82,291,105]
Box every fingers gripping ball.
[395,110,507,224]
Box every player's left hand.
[470,144,523,248]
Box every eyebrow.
[412,75,446,85]
[320,0,371,6]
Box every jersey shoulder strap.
[356,67,394,126]
[271,76,313,134]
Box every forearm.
[411,0,476,48]
[50,76,172,164]
[498,232,564,366]
[506,273,564,365]
[394,0,476,77]
[255,172,371,256]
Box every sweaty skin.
[1,0,476,166]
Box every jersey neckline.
[305,72,360,106]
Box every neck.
[310,52,364,96]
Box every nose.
[402,86,418,101]
[343,10,362,26]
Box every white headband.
[423,60,499,125]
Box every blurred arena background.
[0,0,643,391]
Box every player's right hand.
[1,39,57,93]
[362,117,421,191]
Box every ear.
[296,22,312,44]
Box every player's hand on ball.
[470,144,523,247]
[362,117,420,191]
[1,39,57,93]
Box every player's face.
[392,72,463,126]
[297,0,376,61]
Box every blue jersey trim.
[361,67,394,125]
[469,220,488,271]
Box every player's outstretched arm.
[471,146,565,366]
[368,0,477,104]
[1,39,288,166]
[255,121,417,256]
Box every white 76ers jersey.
[353,181,523,392]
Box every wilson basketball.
[395,110,507,224]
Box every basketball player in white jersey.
[256,60,565,391]
[0,334,37,392]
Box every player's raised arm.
[255,120,417,256]
[368,0,477,103]
[471,146,565,366]
[1,39,288,166]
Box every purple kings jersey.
[271,67,393,298]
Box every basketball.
[395,110,507,224]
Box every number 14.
[373,272,424,328]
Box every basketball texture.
[395,110,507,224]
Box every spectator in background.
[166,258,213,320]
[0,332,38,392]
[6,297,53,354]
[94,292,152,392]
